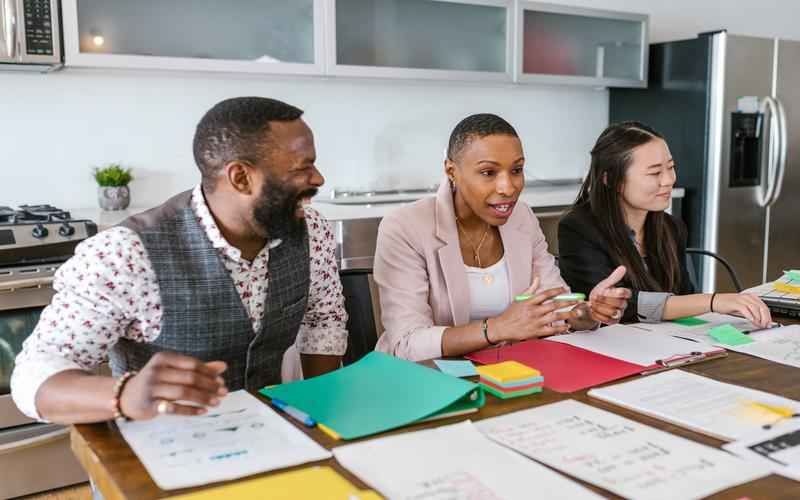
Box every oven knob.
[32,224,49,239]
[58,223,75,237]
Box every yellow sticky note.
[476,361,540,383]
[775,281,800,294]
[171,466,380,500]
[746,401,796,418]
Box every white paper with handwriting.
[334,420,602,500]
[588,369,800,441]
[118,390,331,490]
[476,400,769,500]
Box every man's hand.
[120,352,228,420]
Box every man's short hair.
[193,97,304,191]
[447,113,519,162]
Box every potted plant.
[94,163,133,211]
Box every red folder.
[466,339,643,393]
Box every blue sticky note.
[433,359,478,378]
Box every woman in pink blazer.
[374,114,631,361]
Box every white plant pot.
[97,186,131,211]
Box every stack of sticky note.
[776,270,800,294]
[476,361,544,399]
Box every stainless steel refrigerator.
[610,30,798,292]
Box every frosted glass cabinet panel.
[516,2,648,87]
[62,0,324,74]
[330,0,512,81]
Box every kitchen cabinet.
[515,1,648,87]
[328,0,512,82]
[60,1,648,87]
[61,0,324,75]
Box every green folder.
[260,352,485,440]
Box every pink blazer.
[374,181,566,361]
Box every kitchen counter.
[71,186,686,230]
[70,185,686,270]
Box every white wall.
[2,0,799,210]
[0,70,606,209]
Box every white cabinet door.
[327,0,512,82]
[515,1,648,87]
[62,0,324,75]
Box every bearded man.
[11,97,348,423]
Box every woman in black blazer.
[559,121,771,327]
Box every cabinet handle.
[0,276,55,292]
[0,426,70,455]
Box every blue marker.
[271,398,316,427]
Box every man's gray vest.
[111,190,310,390]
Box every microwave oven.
[0,0,61,71]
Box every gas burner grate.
[0,207,17,224]
[14,205,73,223]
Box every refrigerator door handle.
[758,96,781,208]
[768,97,788,206]
[0,0,15,59]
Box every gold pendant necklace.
[456,218,489,268]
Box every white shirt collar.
[189,185,282,262]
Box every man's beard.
[252,177,316,242]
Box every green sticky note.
[672,316,710,327]
[784,270,800,281]
[260,352,484,440]
[708,324,754,346]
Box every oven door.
[0,422,87,498]
[0,267,55,427]
[0,266,88,497]
[0,305,43,427]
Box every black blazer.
[557,204,695,323]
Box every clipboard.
[544,324,727,375]
[640,348,728,375]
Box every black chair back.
[685,248,744,292]
[340,268,383,365]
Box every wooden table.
[72,319,800,500]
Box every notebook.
[746,275,800,318]
[260,352,484,440]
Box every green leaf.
[93,163,133,187]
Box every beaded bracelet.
[111,371,137,421]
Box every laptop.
[746,278,800,319]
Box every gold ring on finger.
[156,400,171,415]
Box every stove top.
[0,204,98,267]
[0,205,76,225]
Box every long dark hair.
[571,121,682,293]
